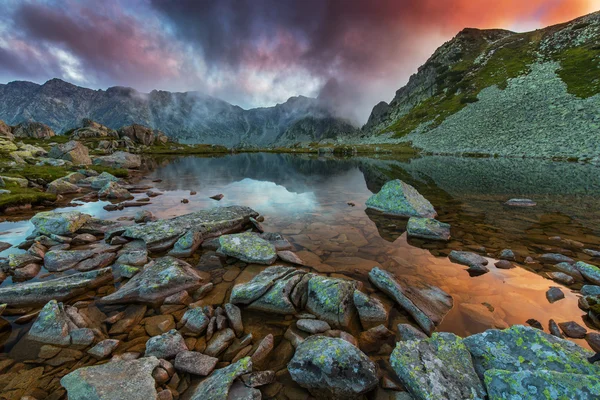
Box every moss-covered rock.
[366,179,437,218]
[48,140,91,165]
[28,300,72,346]
[218,231,277,265]
[230,266,298,304]
[247,271,304,314]
[93,151,141,169]
[46,178,81,195]
[188,357,253,400]
[306,275,358,328]
[407,217,451,241]
[30,211,92,235]
[98,181,133,200]
[575,261,600,285]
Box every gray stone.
[549,319,564,338]
[297,319,331,334]
[241,370,275,387]
[369,267,452,335]
[547,271,574,285]
[391,332,485,400]
[134,210,153,223]
[174,351,218,375]
[0,268,113,306]
[584,249,600,258]
[218,232,277,264]
[28,300,71,346]
[98,181,133,199]
[227,381,261,400]
[288,336,378,399]
[498,249,515,261]
[366,179,436,218]
[188,357,252,400]
[145,329,188,359]
[181,307,210,336]
[555,262,584,281]
[504,198,536,207]
[44,249,95,272]
[31,211,92,235]
[540,253,574,264]
[558,321,587,338]
[47,178,81,195]
[88,172,119,190]
[353,290,389,330]
[494,260,514,269]
[277,250,305,265]
[406,217,450,241]
[205,328,236,357]
[575,261,600,285]
[93,151,141,169]
[88,339,120,359]
[48,140,91,165]
[247,271,303,314]
[70,327,95,346]
[397,323,427,341]
[582,285,600,296]
[100,256,202,304]
[60,356,160,400]
[230,266,297,304]
[224,303,243,336]
[306,275,358,328]
[546,287,565,303]
[449,251,489,274]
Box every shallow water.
[1,153,599,350]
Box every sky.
[0,0,599,123]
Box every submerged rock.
[390,332,485,400]
[60,356,160,400]
[31,211,92,235]
[366,179,437,218]
[288,336,378,399]
[539,253,574,264]
[218,232,277,265]
[187,357,252,400]
[100,256,203,304]
[406,217,450,241]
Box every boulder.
[145,329,188,359]
[288,336,378,399]
[353,290,390,330]
[60,356,160,400]
[87,172,119,190]
[12,121,55,139]
[0,120,13,139]
[174,351,218,375]
[224,303,244,336]
[449,251,489,274]
[218,232,277,264]
[100,256,202,304]
[247,271,303,314]
[575,261,600,285]
[31,211,92,235]
[181,307,210,335]
[369,267,452,335]
[118,124,155,146]
[187,357,252,400]
[230,266,297,304]
[390,332,485,400]
[297,319,331,334]
[28,300,72,346]
[98,181,133,199]
[305,275,358,328]
[93,151,141,169]
[366,179,436,218]
[407,217,451,241]
[71,119,119,140]
[44,249,95,272]
[48,140,92,165]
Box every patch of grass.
[0,183,56,210]
[88,165,129,178]
[143,143,229,155]
[0,164,74,182]
[556,46,600,98]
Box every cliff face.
[362,11,600,159]
[0,79,357,147]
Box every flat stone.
[296,319,331,334]
[540,253,574,264]
[230,266,297,304]
[218,232,277,264]
[30,211,91,235]
[277,250,304,265]
[449,251,489,274]
[391,332,485,400]
[174,351,218,375]
[224,303,243,336]
[397,323,428,341]
[145,329,188,359]
[44,249,95,272]
[60,356,159,400]
[205,328,235,357]
[241,370,275,387]
[504,198,536,207]
[181,307,210,336]
[494,260,515,269]
[28,300,71,346]
[575,261,600,285]
[144,314,175,336]
[546,287,565,303]
[227,380,261,399]
[547,271,575,285]
[584,249,600,258]
[251,334,274,364]
[187,357,252,400]
[87,339,120,359]
[406,217,450,241]
[558,321,587,338]
[366,179,437,218]
[108,304,147,334]
[555,262,584,281]
[549,319,564,338]
[100,256,202,304]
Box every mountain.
[362,11,600,159]
[0,79,358,147]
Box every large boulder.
[369,267,453,335]
[100,256,203,304]
[187,357,252,400]
[288,336,378,399]
[0,120,14,139]
[31,211,92,235]
[86,171,119,190]
[390,332,485,400]
[118,124,155,146]
[98,181,133,200]
[0,268,113,306]
[70,119,119,140]
[366,179,436,218]
[218,232,277,264]
[60,356,160,400]
[93,151,141,169]
[12,121,55,139]
[46,178,81,195]
[48,140,92,165]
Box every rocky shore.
[0,168,597,399]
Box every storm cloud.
[0,0,598,123]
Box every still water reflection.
[1,153,599,346]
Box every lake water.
[1,152,599,352]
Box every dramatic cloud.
[0,0,598,123]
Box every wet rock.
[44,249,95,272]
[87,339,120,359]
[144,314,175,336]
[359,324,394,353]
[494,260,515,269]
[210,193,224,201]
[555,262,584,281]
[586,332,600,352]
[498,249,515,261]
[548,319,564,338]
[0,241,11,252]
[485,369,600,399]
[134,210,153,223]
[277,250,304,265]
[366,179,436,218]
[181,307,210,336]
[288,336,378,399]
[168,229,202,257]
[463,325,598,380]
[6,253,42,270]
[31,211,92,235]
[353,290,390,330]
[224,303,243,336]
[582,285,600,296]
[76,252,116,272]
[247,271,303,314]
[504,198,536,207]
[547,271,575,285]
[558,321,587,338]
[72,233,97,245]
[205,328,236,357]
[297,319,331,334]
[174,350,218,375]
[187,357,252,400]
[540,253,574,264]
[12,262,41,281]
[230,266,297,304]
[93,151,141,169]
[406,217,450,241]
[98,181,133,200]
[0,267,112,306]
[575,261,600,285]
[145,329,188,359]
[116,240,148,266]
[546,287,565,303]
[28,300,72,346]
[100,256,202,304]
[526,318,543,330]
[88,172,119,190]
[448,251,489,274]
[306,275,358,328]
[48,140,91,165]
[584,249,600,258]
[60,356,160,400]
[121,206,258,251]
[391,332,485,400]
[218,232,277,265]
[397,323,428,341]
[369,267,452,335]
[47,178,80,195]
[260,232,293,250]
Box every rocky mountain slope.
[362,11,600,159]
[0,79,358,147]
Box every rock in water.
[390,332,485,400]
[406,217,451,241]
[98,181,133,200]
[100,256,202,304]
[366,179,437,218]
[353,290,389,330]
[288,336,378,399]
[60,356,160,400]
[30,211,91,235]
[230,266,298,304]
[448,250,489,274]
[28,300,72,346]
[188,357,252,400]
[305,275,358,328]
[48,140,91,165]
[368,267,452,335]
[93,151,142,169]
[575,261,600,285]
[218,232,277,265]
[485,369,600,399]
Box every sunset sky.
[1,0,599,122]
